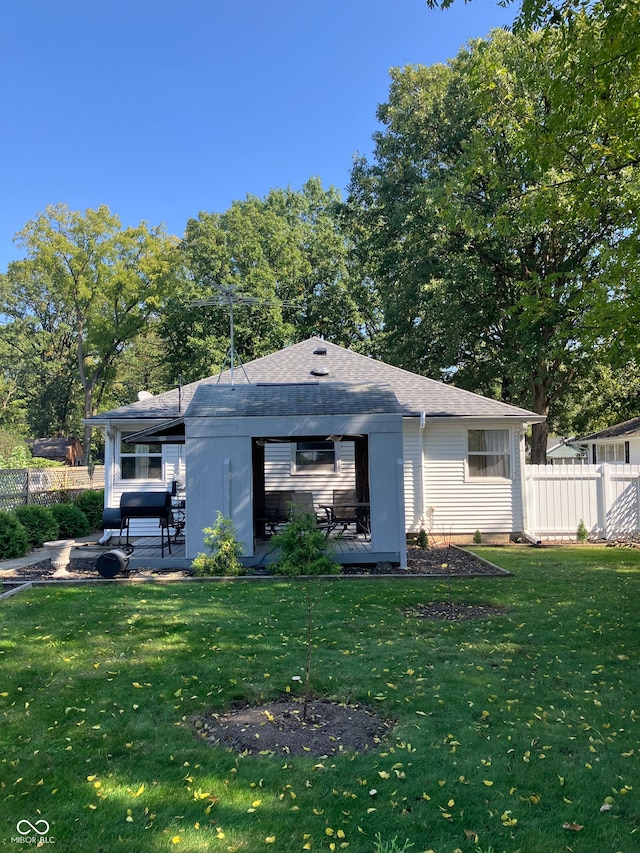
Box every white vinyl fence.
[525,464,640,540]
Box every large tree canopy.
[159,179,377,384]
[0,205,178,459]
[346,18,640,461]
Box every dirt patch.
[402,601,508,621]
[193,699,390,758]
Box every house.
[29,436,84,466]
[546,437,586,465]
[578,417,640,464]
[88,337,544,566]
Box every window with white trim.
[595,442,626,463]
[120,433,163,480]
[292,441,336,474]
[467,429,511,478]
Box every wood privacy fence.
[0,466,105,512]
[525,464,640,540]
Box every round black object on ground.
[96,549,130,578]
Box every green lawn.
[1,546,638,852]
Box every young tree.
[346,22,639,461]
[2,205,178,459]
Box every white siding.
[402,419,422,533]
[106,425,184,537]
[421,421,523,536]
[263,441,356,510]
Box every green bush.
[74,490,105,531]
[29,458,64,468]
[577,519,589,543]
[191,512,244,576]
[0,511,30,559]
[13,505,59,548]
[49,503,90,538]
[416,527,429,549]
[473,529,483,544]
[0,430,31,469]
[271,512,340,576]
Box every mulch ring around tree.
[401,601,508,621]
[192,699,391,758]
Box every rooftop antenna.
[190,279,298,387]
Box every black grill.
[120,491,173,520]
[102,492,174,557]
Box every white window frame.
[118,431,163,481]
[595,442,626,464]
[291,441,339,475]
[466,428,512,480]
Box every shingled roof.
[186,381,403,418]
[578,417,640,441]
[91,337,542,422]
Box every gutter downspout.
[419,412,426,531]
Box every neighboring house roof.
[579,417,640,442]
[90,337,543,422]
[546,438,585,458]
[30,437,83,463]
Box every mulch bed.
[0,545,508,585]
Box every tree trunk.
[530,421,549,465]
[530,380,551,464]
[82,389,94,467]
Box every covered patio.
[127,381,408,568]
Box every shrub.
[473,529,483,544]
[0,511,30,559]
[191,512,244,577]
[271,512,340,576]
[577,519,589,543]
[29,457,64,468]
[74,489,105,531]
[416,527,429,549]
[13,505,59,548]
[49,503,90,538]
[0,430,31,469]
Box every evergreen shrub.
[74,490,105,530]
[0,512,30,559]
[49,503,90,538]
[271,512,340,576]
[191,512,244,576]
[13,505,59,548]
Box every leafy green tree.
[0,260,81,438]
[2,205,178,459]
[160,179,376,383]
[0,429,31,468]
[346,23,639,461]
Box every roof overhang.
[125,418,186,444]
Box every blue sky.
[0,0,514,271]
